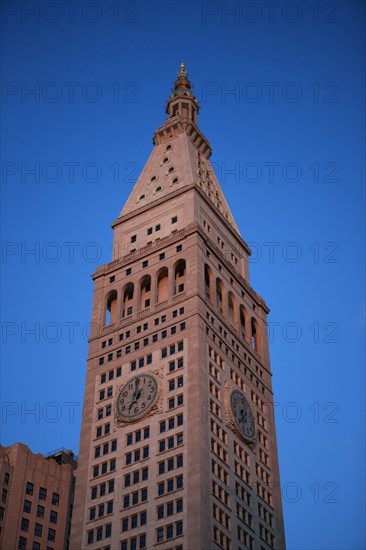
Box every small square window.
[172,216,177,224]
[161,315,166,322]
[168,398,175,409]
[159,252,165,260]
[147,227,153,235]
[131,235,137,243]
[155,224,161,231]
[126,268,132,276]
[109,275,115,283]
[116,367,121,377]
[162,348,167,358]
[142,260,148,268]
[159,440,165,452]
[102,341,107,348]
[176,244,182,252]
[173,310,177,318]
[99,357,105,366]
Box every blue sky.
[1,1,365,548]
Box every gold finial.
[180,60,185,72]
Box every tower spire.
[165,61,199,123]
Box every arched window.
[105,291,117,326]
[216,278,224,314]
[157,268,169,303]
[139,275,151,310]
[240,305,247,341]
[251,317,260,354]
[204,264,212,301]
[228,291,238,330]
[122,283,134,318]
[174,260,186,295]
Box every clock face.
[230,390,255,441]
[116,373,159,422]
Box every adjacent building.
[0,443,75,550]
[70,63,286,549]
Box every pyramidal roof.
[119,63,240,236]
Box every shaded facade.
[0,443,75,550]
[70,64,285,550]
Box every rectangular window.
[143,447,149,459]
[159,253,165,260]
[109,276,115,283]
[108,353,113,362]
[176,244,182,252]
[147,227,153,235]
[18,537,27,550]
[99,357,105,366]
[135,430,141,442]
[180,322,186,330]
[48,529,56,542]
[131,235,137,243]
[178,341,184,351]
[139,357,144,368]
[21,518,29,532]
[127,434,133,445]
[160,421,166,433]
[162,330,167,339]
[158,505,164,519]
[169,361,175,372]
[178,358,184,369]
[34,523,42,537]
[131,514,138,528]
[169,398,175,409]
[155,224,161,231]
[105,524,112,538]
[176,499,183,513]
[117,350,122,358]
[159,440,165,452]
[147,354,152,364]
[170,344,175,354]
[23,500,31,513]
[111,440,117,452]
[89,507,96,520]
[142,260,148,268]
[101,374,106,383]
[96,527,103,541]
[179,307,184,314]
[171,326,177,335]
[157,528,164,542]
[176,521,183,536]
[177,394,183,406]
[135,342,140,351]
[153,334,158,342]
[168,417,174,429]
[116,367,122,377]
[172,216,177,223]
[131,360,136,371]
[141,488,148,501]
[162,348,167,358]
[177,414,183,426]
[37,505,44,519]
[107,387,113,397]
[167,479,174,492]
[143,338,149,346]
[158,483,164,496]
[122,518,128,532]
[168,437,174,449]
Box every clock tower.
[70,63,286,550]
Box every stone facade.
[70,64,285,550]
[0,443,75,550]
